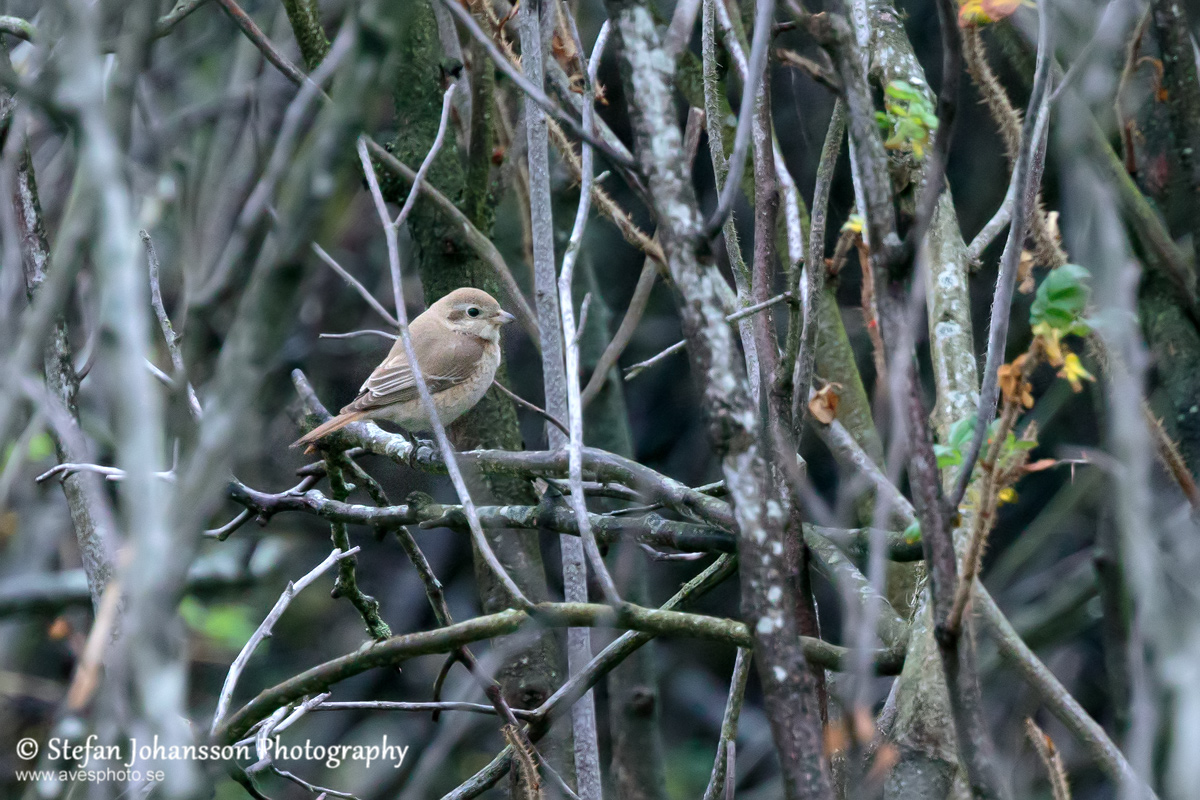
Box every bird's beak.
[497,310,516,325]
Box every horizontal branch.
[215,601,903,745]
[230,483,738,553]
[292,370,735,529]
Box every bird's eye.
[467,307,481,318]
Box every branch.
[214,599,902,745]
[701,0,776,237]
[210,547,359,736]
[976,587,1157,799]
[702,648,753,800]
[310,242,399,329]
[433,0,637,171]
[790,100,845,428]
[953,8,1055,507]
[623,291,791,380]
[142,229,202,420]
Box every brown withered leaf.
[1023,458,1058,473]
[808,383,842,424]
[997,354,1034,408]
[48,617,71,640]
[1018,249,1036,294]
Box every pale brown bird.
[294,288,515,449]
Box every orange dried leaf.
[997,356,1034,408]
[852,706,875,744]
[48,617,71,640]
[809,384,841,424]
[1023,458,1058,473]
[981,0,1021,20]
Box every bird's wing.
[343,327,487,414]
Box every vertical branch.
[10,118,117,612]
[701,0,760,403]
[550,13,613,799]
[604,2,833,797]
[381,1,571,781]
[952,5,1054,506]
[702,648,753,800]
[790,101,845,429]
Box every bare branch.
[210,548,360,736]
[701,0,776,237]
[310,242,399,329]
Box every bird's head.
[432,287,515,342]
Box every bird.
[294,287,515,450]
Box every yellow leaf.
[958,0,991,26]
[997,487,1018,505]
[1032,321,1065,367]
[841,214,865,235]
[1057,351,1095,392]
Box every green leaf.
[903,520,922,544]
[1031,264,1092,330]
[27,433,55,462]
[179,596,257,651]
[934,444,962,468]
[948,416,977,448]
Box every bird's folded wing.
[342,332,485,414]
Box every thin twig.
[491,379,569,437]
[395,86,456,228]
[364,138,539,344]
[310,242,399,328]
[558,17,622,607]
[953,7,1055,508]
[790,100,845,428]
[946,399,1020,635]
[433,0,636,171]
[976,586,1155,798]
[1025,717,1072,800]
[580,106,706,407]
[312,700,537,718]
[624,292,792,379]
[142,230,202,418]
[702,647,752,800]
[319,329,398,342]
[210,547,359,736]
[701,0,776,237]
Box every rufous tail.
[292,411,365,451]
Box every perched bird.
[294,287,515,450]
